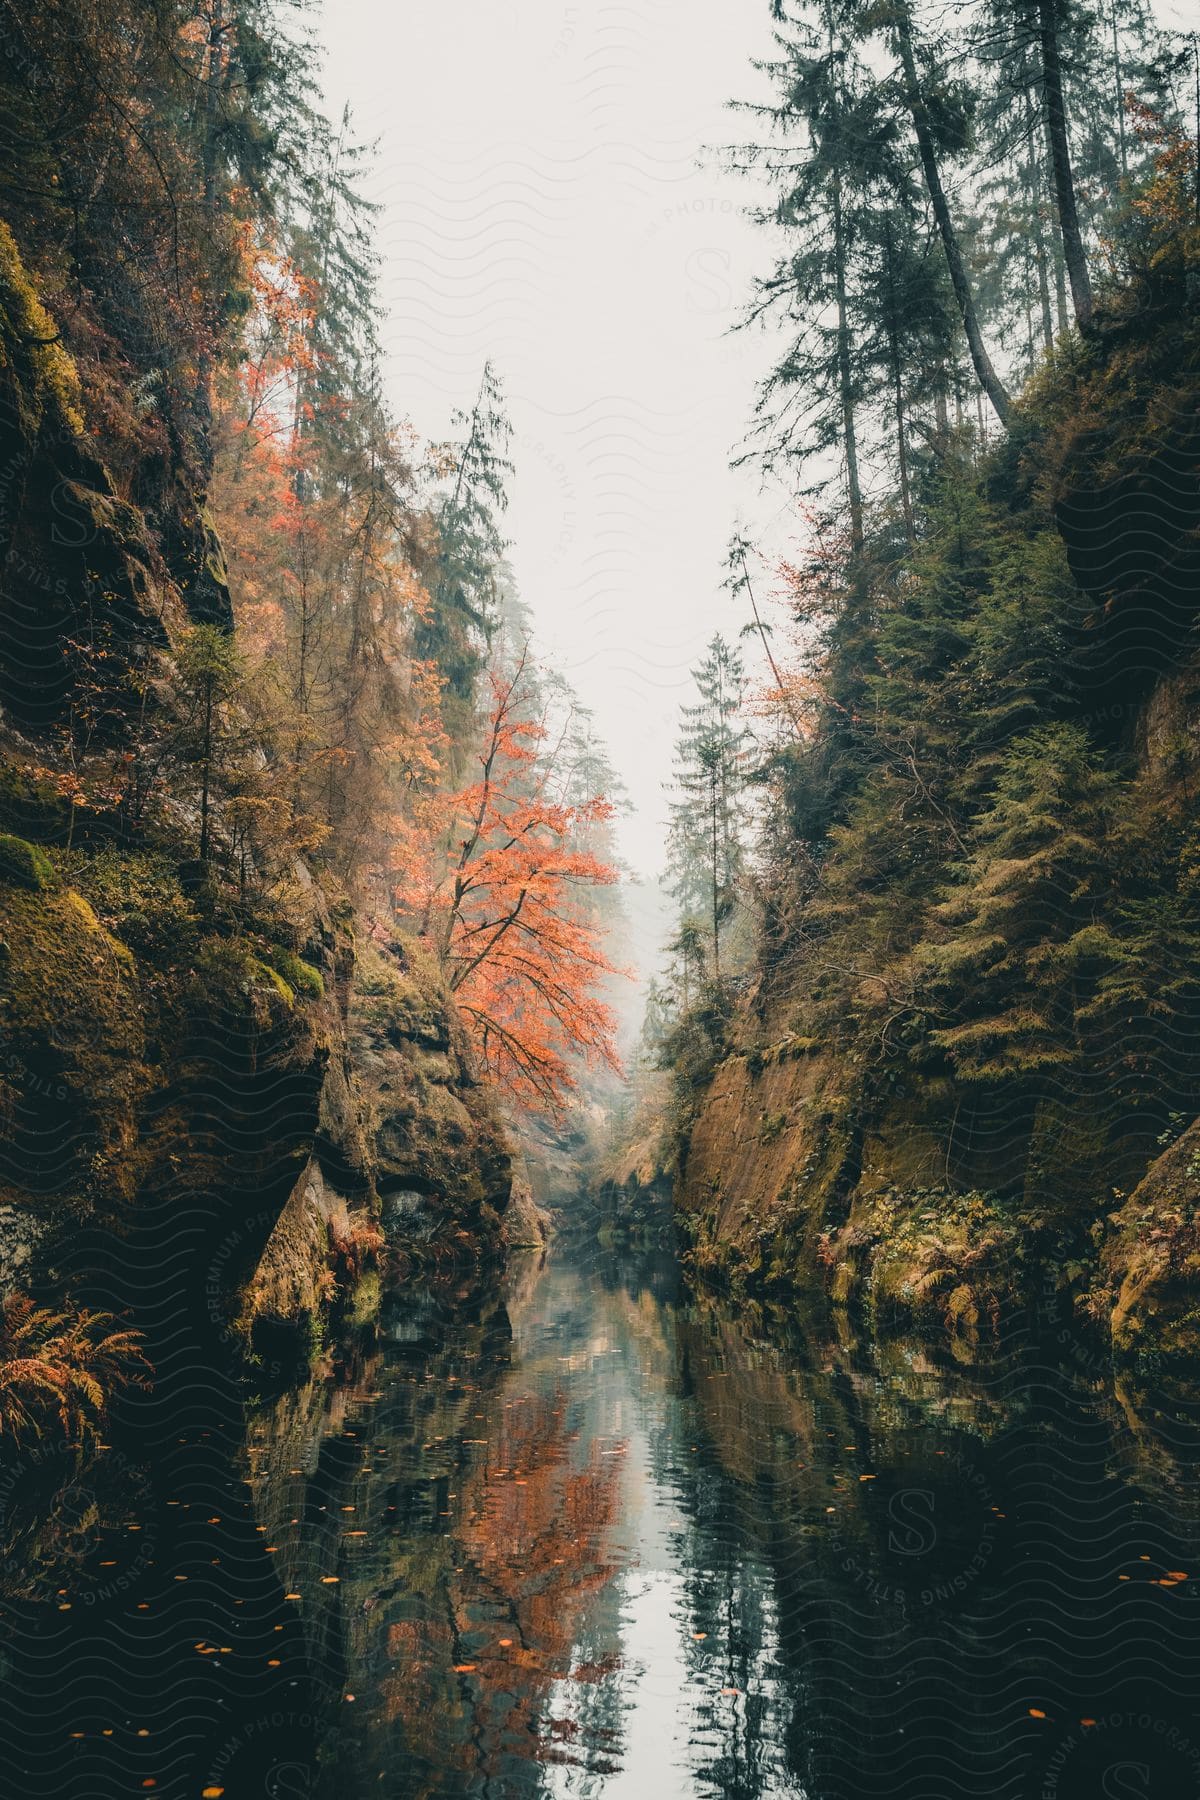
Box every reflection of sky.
[519,1262,798,1797]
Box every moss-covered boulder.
[0,875,148,1208]
[0,834,56,891]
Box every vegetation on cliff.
[652,0,1200,1359]
[0,0,623,1429]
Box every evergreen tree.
[666,636,752,979]
[417,362,514,738]
[920,723,1118,1085]
[734,1,892,545]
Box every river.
[3,1235,1199,1797]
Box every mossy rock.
[0,762,73,838]
[264,945,324,1000]
[0,879,149,1206]
[354,934,450,1048]
[0,218,85,438]
[190,937,299,1022]
[0,882,143,1060]
[0,834,56,892]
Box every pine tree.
[417,362,514,739]
[921,723,1118,1085]
[880,0,1012,423]
[666,636,752,979]
[732,1,881,546]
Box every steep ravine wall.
[676,276,1200,1366]
[678,1002,1200,1363]
[0,820,514,1363]
[0,224,512,1369]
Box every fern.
[0,1294,149,1446]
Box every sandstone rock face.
[0,224,512,1362]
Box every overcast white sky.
[317,0,784,882]
[316,0,1194,892]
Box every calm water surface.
[3,1236,1200,1797]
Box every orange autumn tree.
[413,653,623,1113]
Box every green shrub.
[62,848,198,958]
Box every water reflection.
[3,1239,1198,1794]
[237,1242,1200,1799]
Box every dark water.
[3,1237,1200,1797]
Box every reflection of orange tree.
[381,1390,625,1783]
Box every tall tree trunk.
[894,12,1011,424]
[882,219,915,539]
[1024,86,1056,351]
[1110,0,1129,179]
[1051,223,1069,331]
[197,0,227,459]
[199,676,213,864]
[895,24,1007,424]
[831,172,865,555]
[1037,0,1093,323]
[709,762,721,979]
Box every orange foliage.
[405,654,623,1113]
